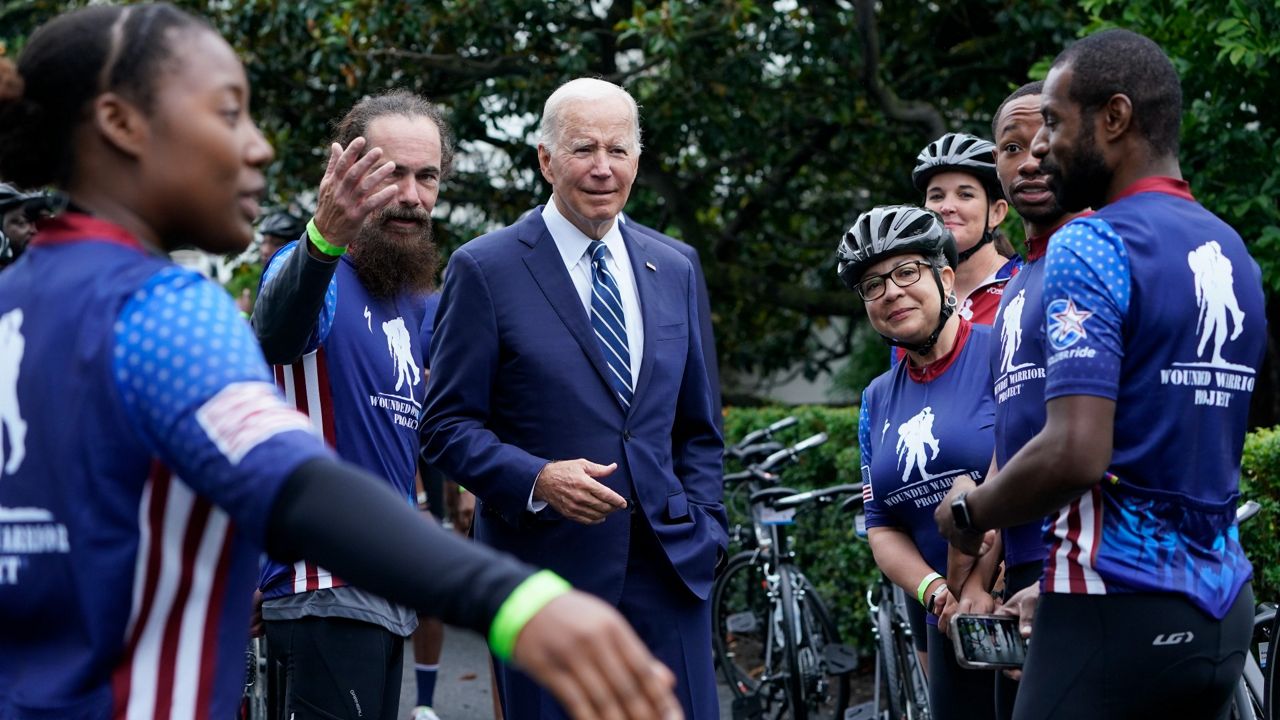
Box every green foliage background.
[2,0,1277,422]
[725,406,1280,650]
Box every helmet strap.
[957,231,994,263]
[876,267,956,357]
[957,194,994,265]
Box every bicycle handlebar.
[731,416,798,453]
[773,483,862,510]
[760,432,828,471]
[724,467,776,485]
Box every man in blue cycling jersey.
[936,28,1266,720]
[971,79,1093,720]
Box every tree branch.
[363,48,529,79]
[853,0,945,138]
[713,121,841,263]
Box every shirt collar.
[32,212,150,254]
[542,198,624,269]
[906,318,972,384]
[1112,176,1194,203]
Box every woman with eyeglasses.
[840,205,998,720]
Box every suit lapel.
[622,223,659,412]
[518,209,617,401]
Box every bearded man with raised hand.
[251,90,448,720]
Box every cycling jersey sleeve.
[1042,218,1131,402]
[114,267,331,543]
[252,240,339,362]
[858,390,892,530]
[267,456,538,637]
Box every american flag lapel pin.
[645,261,657,272]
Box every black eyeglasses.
[855,260,931,301]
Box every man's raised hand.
[311,137,398,250]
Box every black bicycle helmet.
[257,210,307,240]
[837,205,959,356]
[0,183,32,214]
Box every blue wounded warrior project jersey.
[258,242,426,599]
[988,217,1087,570]
[0,214,328,718]
[1039,178,1266,619]
[861,321,996,623]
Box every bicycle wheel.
[777,564,808,719]
[788,571,852,719]
[1262,607,1278,720]
[1232,676,1259,720]
[876,583,908,718]
[712,552,788,717]
[241,637,268,720]
[878,582,930,720]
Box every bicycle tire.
[876,582,908,718]
[878,582,930,720]
[778,564,808,719]
[1233,676,1259,720]
[712,552,788,716]
[241,637,268,720]
[790,572,851,719]
[1266,609,1278,720]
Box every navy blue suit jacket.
[623,218,721,421]
[421,208,727,602]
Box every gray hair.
[536,78,642,153]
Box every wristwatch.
[927,583,948,616]
[951,490,976,531]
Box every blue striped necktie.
[588,240,633,408]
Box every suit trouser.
[494,511,719,719]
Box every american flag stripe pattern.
[273,349,344,593]
[1043,483,1106,595]
[111,464,231,720]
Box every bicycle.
[839,502,931,720]
[723,416,800,528]
[1230,500,1276,720]
[240,636,267,720]
[862,574,931,720]
[712,434,859,719]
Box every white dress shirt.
[542,200,644,386]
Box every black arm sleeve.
[265,457,535,636]
[251,240,339,364]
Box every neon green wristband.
[488,570,571,662]
[917,572,943,605]
[306,218,347,257]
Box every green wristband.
[488,570,571,662]
[306,218,347,257]
[917,571,943,605]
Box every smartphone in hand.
[951,613,1028,670]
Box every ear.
[939,264,957,295]
[987,197,1010,227]
[536,143,555,184]
[92,92,150,160]
[1099,93,1133,144]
